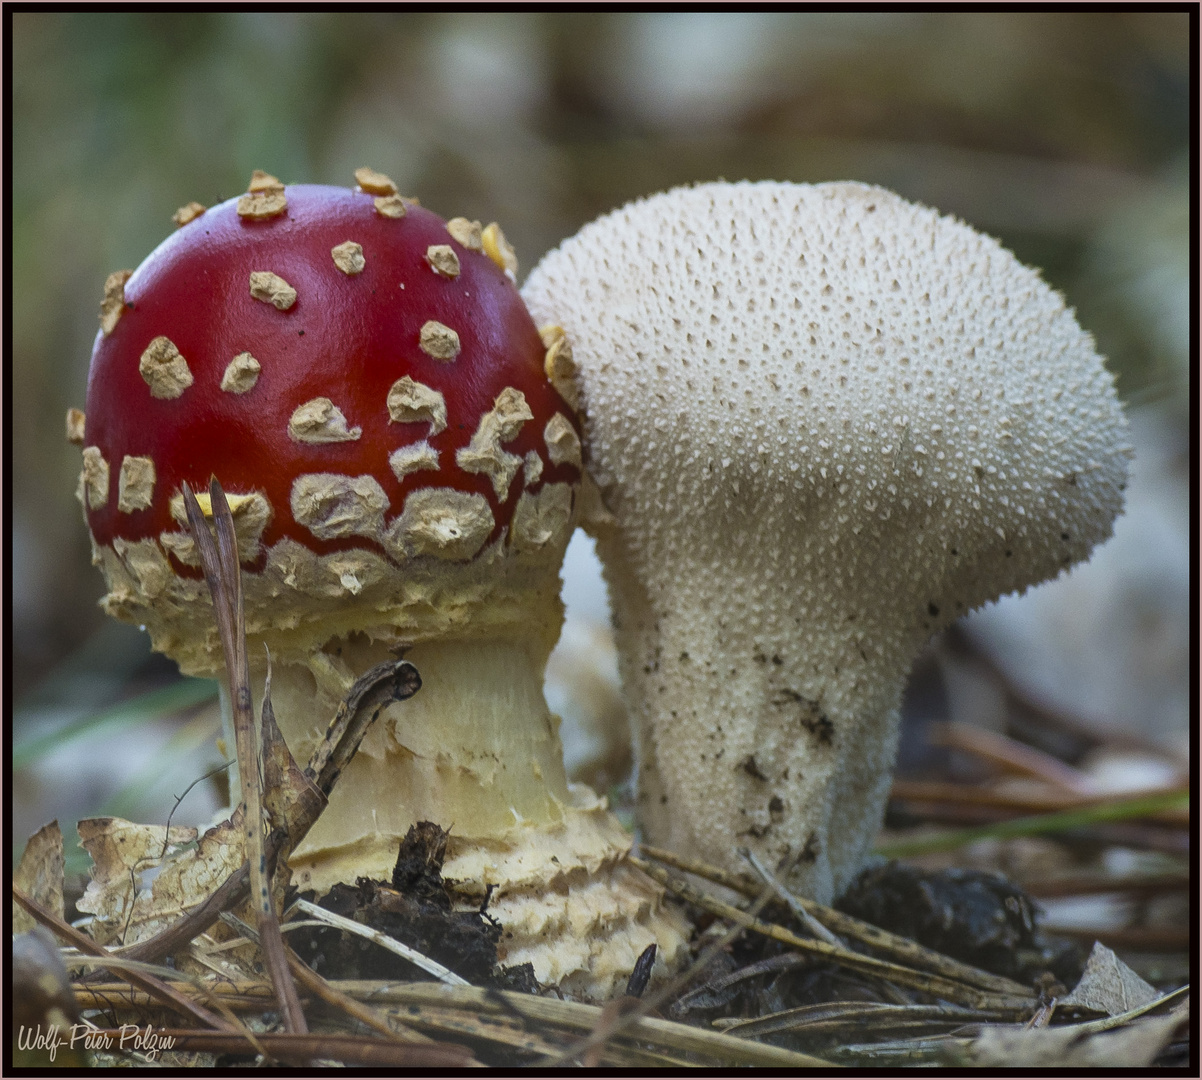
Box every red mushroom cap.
[79,174,584,672]
[84,179,581,576]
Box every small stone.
[331,241,366,275]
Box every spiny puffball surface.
[522,181,1129,903]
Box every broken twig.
[640,844,1031,997]
[182,478,306,1037]
[630,855,1035,1012]
[12,885,229,1032]
[284,898,469,986]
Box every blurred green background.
[12,12,1191,857]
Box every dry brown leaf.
[971,1012,1182,1068]
[13,821,65,934]
[76,814,245,946]
[76,818,198,944]
[260,668,326,852]
[1060,941,1159,1016]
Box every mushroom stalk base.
[245,635,689,1000]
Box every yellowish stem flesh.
[245,633,689,999]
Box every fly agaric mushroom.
[70,169,687,998]
[522,181,1131,904]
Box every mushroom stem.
[262,636,579,886]
[230,631,687,999]
[594,530,906,906]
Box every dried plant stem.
[348,982,838,1067]
[890,778,1190,826]
[927,720,1093,793]
[876,787,1190,857]
[105,661,420,968]
[630,856,1035,1012]
[12,885,229,1032]
[83,1028,479,1069]
[182,478,305,1037]
[71,979,835,1066]
[543,848,797,1066]
[722,999,1019,1040]
[638,844,1031,998]
[218,912,438,1046]
[285,898,469,986]
[304,658,422,793]
[741,846,845,947]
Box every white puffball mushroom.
[522,181,1131,904]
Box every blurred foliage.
[12,11,1190,702]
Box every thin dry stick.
[630,856,1035,1012]
[72,984,269,1012]
[69,979,838,1068]
[398,1001,568,1060]
[639,843,1032,998]
[890,778,1191,826]
[182,478,306,1036]
[741,846,845,947]
[927,720,1094,793]
[353,981,838,1069]
[84,1029,480,1069]
[724,999,1019,1040]
[12,885,229,1032]
[285,898,470,986]
[304,658,422,792]
[543,848,809,1068]
[218,913,439,1047]
[106,661,421,967]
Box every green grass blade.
[13,679,219,771]
[874,789,1190,859]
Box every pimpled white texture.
[523,181,1129,903]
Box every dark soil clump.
[288,821,538,992]
[837,860,1085,988]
